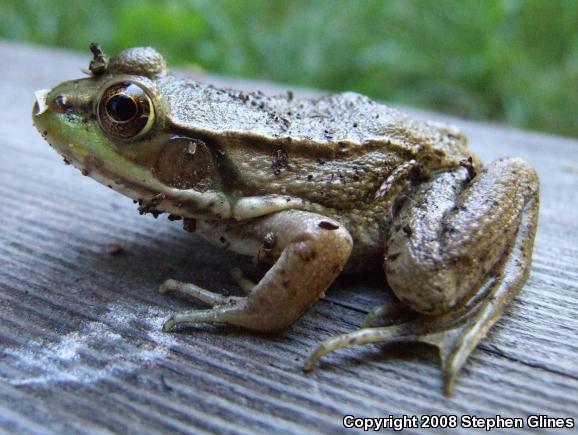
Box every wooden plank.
[0,41,577,434]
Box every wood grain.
[0,42,577,434]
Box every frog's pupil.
[106,94,137,122]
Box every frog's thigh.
[166,210,353,332]
[386,157,539,315]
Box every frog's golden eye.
[97,82,155,139]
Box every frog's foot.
[305,267,526,396]
[159,268,255,311]
[159,279,248,331]
[161,296,249,332]
[159,267,266,331]
[304,281,491,396]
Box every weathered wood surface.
[0,42,577,434]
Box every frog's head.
[33,44,230,220]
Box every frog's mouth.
[33,88,231,220]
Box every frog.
[32,44,539,396]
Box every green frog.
[33,44,539,396]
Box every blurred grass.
[1,0,576,137]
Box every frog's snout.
[34,85,94,119]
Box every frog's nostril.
[54,94,72,112]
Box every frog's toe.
[162,308,231,332]
[303,322,426,373]
[162,315,177,332]
[158,279,176,294]
[163,311,207,332]
[159,279,228,306]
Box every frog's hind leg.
[305,157,539,396]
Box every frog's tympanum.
[33,44,539,396]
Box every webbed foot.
[304,308,472,397]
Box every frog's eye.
[97,82,155,140]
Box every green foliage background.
[1,0,576,137]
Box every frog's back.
[159,78,468,158]
[158,78,474,217]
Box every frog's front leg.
[305,157,539,395]
[162,210,353,332]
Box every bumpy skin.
[33,46,539,396]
